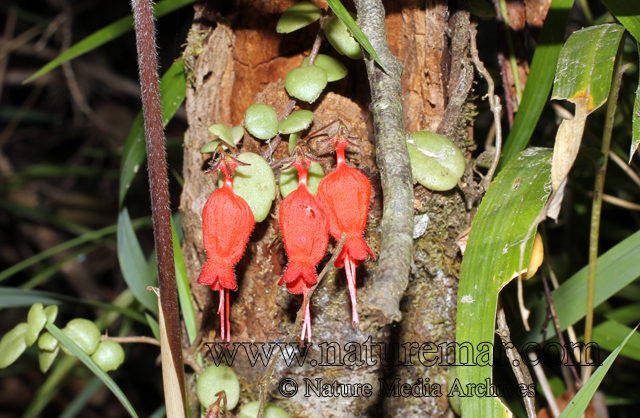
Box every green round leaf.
[288,132,301,154]
[38,332,58,352]
[26,303,47,347]
[324,15,363,60]
[279,162,324,198]
[276,2,322,34]
[43,305,58,323]
[200,140,223,154]
[230,126,245,145]
[197,365,240,410]
[284,66,328,103]
[218,152,276,222]
[39,345,59,373]
[278,110,314,134]
[0,323,28,369]
[245,104,279,140]
[407,131,466,191]
[91,341,125,372]
[208,124,235,148]
[61,318,101,356]
[302,54,348,82]
[239,401,291,418]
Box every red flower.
[279,151,329,343]
[317,124,374,326]
[198,155,254,342]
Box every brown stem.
[256,234,346,418]
[496,301,536,418]
[130,0,186,414]
[102,335,160,346]
[354,0,413,327]
[470,24,503,191]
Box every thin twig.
[470,24,503,191]
[607,150,640,189]
[528,350,560,418]
[541,270,581,388]
[584,36,625,383]
[102,335,161,346]
[256,234,346,418]
[496,301,536,418]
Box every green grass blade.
[0,199,90,235]
[591,320,640,362]
[117,208,158,314]
[0,217,151,282]
[25,0,196,84]
[457,148,553,417]
[599,0,640,42]
[558,325,638,418]
[119,59,187,206]
[58,377,103,418]
[45,323,140,418]
[172,215,197,343]
[631,55,639,161]
[325,0,387,71]
[524,228,640,342]
[604,303,640,324]
[497,0,575,170]
[146,313,161,341]
[0,287,147,323]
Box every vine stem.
[256,234,346,418]
[583,36,625,382]
[469,23,502,191]
[130,0,186,416]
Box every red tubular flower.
[279,151,329,343]
[198,155,254,342]
[317,124,374,326]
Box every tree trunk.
[179,1,475,416]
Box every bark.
[179,1,476,416]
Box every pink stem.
[300,284,312,343]
[345,256,359,326]
[218,289,228,342]
[226,289,231,342]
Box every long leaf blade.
[457,148,553,417]
[172,215,197,343]
[119,59,186,206]
[598,0,640,42]
[325,0,386,71]
[498,0,575,170]
[117,208,158,314]
[45,323,140,418]
[25,0,196,83]
[557,325,638,418]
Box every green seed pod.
[0,323,28,369]
[277,110,314,134]
[230,126,245,145]
[200,140,223,154]
[288,132,301,154]
[218,152,276,222]
[197,365,240,410]
[302,54,348,82]
[324,15,363,59]
[239,401,291,418]
[26,303,47,347]
[279,162,324,197]
[245,104,279,140]
[38,332,58,352]
[276,2,321,34]
[43,305,58,323]
[91,341,125,372]
[284,66,328,103]
[407,131,466,191]
[208,124,235,148]
[61,318,101,356]
[39,345,59,373]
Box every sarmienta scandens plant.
[317,123,375,326]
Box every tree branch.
[353,0,413,327]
